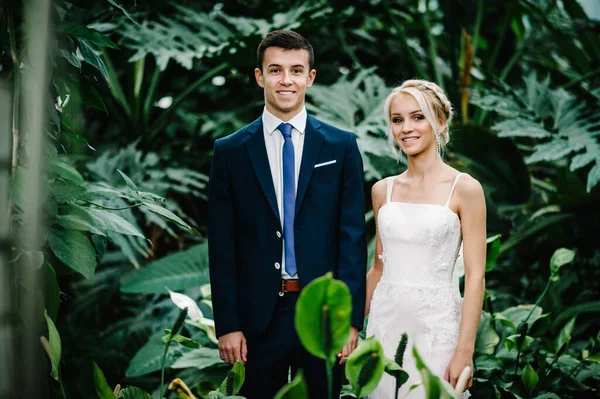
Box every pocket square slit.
[314,160,337,168]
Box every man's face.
[255,47,316,121]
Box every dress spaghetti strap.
[445,173,464,207]
[386,176,394,204]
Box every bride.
[365,79,486,398]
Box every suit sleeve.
[337,133,367,330]
[207,139,241,337]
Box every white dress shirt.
[262,106,307,279]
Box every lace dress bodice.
[367,173,470,399]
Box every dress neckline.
[379,201,460,219]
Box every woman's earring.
[397,148,403,164]
[436,133,441,159]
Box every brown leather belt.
[280,279,301,293]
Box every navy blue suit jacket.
[208,114,367,339]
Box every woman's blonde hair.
[383,79,453,157]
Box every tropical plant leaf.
[118,6,234,71]
[75,205,145,239]
[472,73,600,191]
[218,361,245,395]
[117,387,152,399]
[48,158,84,184]
[59,21,119,49]
[57,213,106,236]
[106,0,138,25]
[78,40,110,82]
[521,363,539,393]
[93,362,115,399]
[170,347,225,370]
[43,310,62,381]
[475,311,500,355]
[125,332,190,377]
[48,228,97,279]
[294,272,352,365]
[121,242,209,294]
[306,67,394,180]
[274,371,309,399]
[345,336,385,397]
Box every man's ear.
[306,69,317,88]
[254,68,264,88]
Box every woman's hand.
[444,349,473,391]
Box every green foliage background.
[2,0,600,398]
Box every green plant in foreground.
[294,272,352,399]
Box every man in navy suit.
[208,30,366,398]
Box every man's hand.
[338,326,359,365]
[218,331,247,365]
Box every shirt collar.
[262,106,307,136]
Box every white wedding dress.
[367,174,470,398]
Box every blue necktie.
[279,123,297,277]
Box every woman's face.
[390,93,437,157]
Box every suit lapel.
[295,115,324,215]
[245,118,281,225]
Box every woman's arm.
[444,174,487,390]
[364,179,387,317]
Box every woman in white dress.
[365,80,486,398]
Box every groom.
[208,30,366,398]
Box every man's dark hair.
[257,30,314,71]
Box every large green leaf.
[78,40,109,82]
[555,317,576,354]
[345,336,385,397]
[57,213,106,236]
[412,347,458,399]
[117,387,152,399]
[294,272,352,364]
[218,361,245,395]
[274,371,309,399]
[43,264,61,320]
[59,22,119,49]
[48,228,97,279]
[549,247,575,282]
[486,234,502,272]
[48,158,84,184]
[521,363,539,394]
[142,202,193,231]
[501,305,544,329]
[475,311,500,355]
[75,206,145,239]
[43,310,62,381]
[170,347,225,370]
[121,242,209,294]
[306,68,395,181]
[125,332,190,377]
[93,362,115,399]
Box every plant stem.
[336,26,362,68]
[143,66,161,128]
[386,3,429,80]
[471,0,484,58]
[423,0,443,88]
[58,370,68,399]
[149,61,229,140]
[159,341,171,399]
[560,66,600,90]
[523,278,552,326]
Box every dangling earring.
[436,133,441,159]
[396,148,403,164]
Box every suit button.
[274,262,281,270]
[276,231,282,238]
